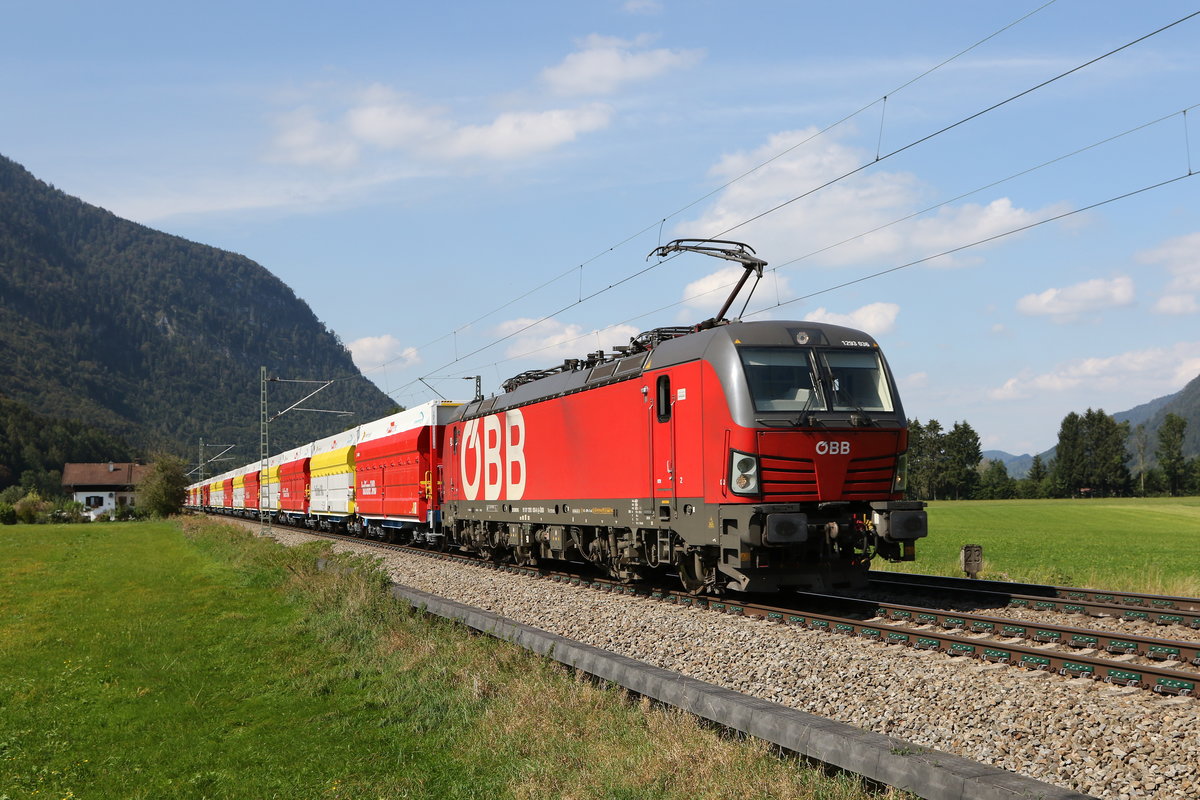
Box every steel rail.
[869,571,1200,629]
[788,590,1200,673]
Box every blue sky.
[4,1,1198,455]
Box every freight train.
[188,241,926,593]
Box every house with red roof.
[61,462,150,520]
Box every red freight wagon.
[221,478,234,511]
[352,401,461,540]
[279,456,310,520]
[244,469,261,511]
[355,428,432,530]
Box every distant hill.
[982,450,1034,478]
[1113,372,1200,461]
[984,374,1200,478]
[0,154,396,465]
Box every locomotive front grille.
[759,454,818,500]
[843,454,896,499]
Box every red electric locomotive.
[440,241,926,594]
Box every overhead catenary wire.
[438,101,1200,380]
[439,165,1198,387]
[381,8,1200,400]
[359,1,1061,379]
[752,171,1198,314]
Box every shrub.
[0,502,16,525]
[13,491,50,524]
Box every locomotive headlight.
[729,450,759,496]
[894,453,909,491]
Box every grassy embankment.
[0,519,895,800]
[877,497,1200,596]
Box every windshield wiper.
[829,375,876,427]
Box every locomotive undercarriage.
[204,497,921,595]
[440,497,923,595]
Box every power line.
[751,172,1197,314]
[360,2,1061,379]
[434,104,1200,382]
[395,3,1200,395]
[712,9,1200,240]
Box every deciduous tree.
[137,455,189,517]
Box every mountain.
[985,375,1200,479]
[1113,372,1200,460]
[0,154,396,467]
[982,450,1034,478]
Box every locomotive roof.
[456,319,882,420]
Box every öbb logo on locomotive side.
[815,440,851,455]
[460,410,526,501]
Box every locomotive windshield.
[739,347,827,412]
[819,350,894,413]
[738,347,895,414]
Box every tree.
[906,419,945,501]
[1051,412,1084,496]
[942,421,982,500]
[1080,409,1130,497]
[977,459,1015,499]
[137,455,188,517]
[1049,409,1130,497]
[1157,413,1188,496]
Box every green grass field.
[878,497,1200,596]
[0,520,891,800]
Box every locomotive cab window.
[738,347,827,412]
[656,375,671,422]
[819,350,894,412]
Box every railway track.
[237,517,1197,698]
[868,570,1200,629]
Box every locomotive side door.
[650,373,677,516]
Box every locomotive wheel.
[676,551,720,594]
[677,551,711,595]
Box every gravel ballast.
[263,527,1197,800]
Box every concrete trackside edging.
[386,581,1095,800]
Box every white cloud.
[1154,294,1198,314]
[269,83,614,168]
[622,0,663,14]
[1015,276,1134,319]
[344,86,451,151]
[679,127,1053,270]
[441,104,613,159]
[903,371,929,390]
[908,198,1049,262]
[497,318,642,362]
[348,334,420,372]
[268,107,360,168]
[988,341,1200,400]
[1138,232,1200,314]
[541,34,703,96]
[804,302,900,335]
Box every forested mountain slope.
[1114,372,1200,458]
[0,154,396,462]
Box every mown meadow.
[877,497,1200,596]
[0,519,898,800]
